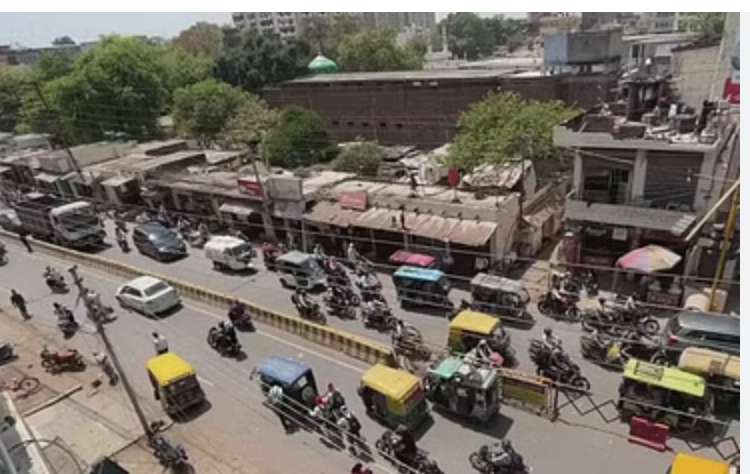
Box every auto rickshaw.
[358,364,430,430]
[448,310,517,367]
[425,356,501,423]
[146,352,206,417]
[255,356,319,410]
[617,359,714,432]
[392,266,452,312]
[668,453,731,474]
[470,273,533,324]
[678,347,739,415]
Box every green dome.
[308,55,338,74]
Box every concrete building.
[231,12,372,39]
[263,69,616,147]
[637,12,678,34]
[554,82,738,308]
[362,12,436,32]
[544,30,623,74]
[622,32,699,77]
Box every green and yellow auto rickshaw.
[425,356,501,424]
[358,364,430,431]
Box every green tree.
[159,46,213,96]
[299,14,363,59]
[0,67,33,132]
[332,141,383,177]
[261,106,336,168]
[485,15,525,48]
[337,28,423,72]
[446,92,579,171]
[214,32,311,92]
[173,21,224,58]
[173,79,246,145]
[21,36,168,143]
[35,48,77,82]
[678,12,726,38]
[442,12,495,60]
[222,95,279,149]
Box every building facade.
[231,12,351,39]
[361,12,436,32]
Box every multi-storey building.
[637,12,678,34]
[361,12,436,32]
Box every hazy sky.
[0,12,526,47]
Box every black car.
[132,222,187,261]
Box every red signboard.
[724,77,740,105]
[237,177,263,197]
[339,190,368,211]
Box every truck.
[13,193,106,249]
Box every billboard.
[267,175,303,201]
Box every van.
[276,251,326,290]
[663,311,740,356]
[204,236,255,271]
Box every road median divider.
[0,231,391,366]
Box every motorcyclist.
[391,426,417,467]
[54,302,75,326]
[44,266,62,285]
[542,327,562,351]
[229,299,246,322]
[364,299,389,326]
[489,439,518,468]
[219,321,238,347]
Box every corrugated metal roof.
[565,200,696,235]
[306,201,361,226]
[355,207,402,231]
[448,220,498,247]
[410,214,457,240]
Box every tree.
[222,95,279,149]
[337,28,423,72]
[678,12,726,38]
[485,15,525,49]
[173,80,246,145]
[158,46,213,96]
[35,48,77,82]
[214,32,311,93]
[0,67,33,132]
[52,36,76,46]
[442,12,495,60]
[446,92,579,171]
[298,14,363,59]
[173,22,224,58]
[21,36,168,143]
[261,106,336,168]
[332,141,383,177]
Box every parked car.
[663,311,740,357]
[132,222,187,261]
[116,276,181,316]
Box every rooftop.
[283,68,534,85]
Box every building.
[636,12,678,34]
[231,12,362,40]
[361,12,436,32]
[622,32,699,77]
[554,81,739,307]
[544,30,623,74]
[264,69,616,147]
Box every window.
[395,123,404,129]
[362,122,370,127]
[331,120,340,126]
[379,122,387,128]
[144,282,169,297]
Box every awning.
[565,200,696,236]
[354,207,403,231]
[409,214,458,240]
[219,202,257,217]
[447,220,498,247]
[35,172,62,184]
[305,201,361,227]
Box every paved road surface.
[0,242,737,474]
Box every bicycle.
[0,375,42,399]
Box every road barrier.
[1,231,555,415]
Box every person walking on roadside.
[18,231,32,253]
[268,384,293,433]
[10,289,30,320]
[152,332,169,355]
[93,351,119,385]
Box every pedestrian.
[18,231,32,253]
[152,332,169,355]
[93,351,119,385]
[268,384,293,432]
[10,289,30,319]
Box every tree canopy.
[214,32,311,92]
[158,46,213,96]
[332,141,383,177]
[261,106,336,168]
[442,12,495,60]
[173,79,245,145]
[173,22,224,58]
[337,28,423,72]
[678,12,726,38]
[0,67,33,132]
[35,48,77,82]
[299,14,364,60]
[222,94,279,150]
[446,92,579,171]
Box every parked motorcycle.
[206,326,243,357]
[469,443,530,474]
[150,435,189,471]
[537,292,582,321]
[40,346,85,373]
[375,431,444,474]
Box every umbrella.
[617,245,682,274]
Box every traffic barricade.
[499,368,553,417]
[628,416,669,451]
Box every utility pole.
[249,154,277,242]
[709,185,740,312]
[32,82,84,182]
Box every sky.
[0,12,526,47]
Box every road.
[0,240,737,474]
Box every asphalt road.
[0,240,738,474]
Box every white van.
[204,236,255,271]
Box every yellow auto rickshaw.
[668,453,730,474]
[678,347,739,415]
[358,364,430,431]
[448,310,517,367]
[146,352,206,416]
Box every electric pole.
[709,185,740,312]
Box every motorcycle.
[40,346,85,373]
[582,269,599,297]
[375,431,444,474]
[469,444,530,474]
[362,304,395,331]
[580,333,629,370]
[0,244,7,265]
[537,292,581,321]
[323,295,357,320]
[206,327,242,357]
[57,317,79,337]
[528,340,590,391]
[291,297,327,325]
[150,435,189,471]
[116,234,130,253]
[45,274,69,294]
[580,307,619,334]
[228,305,255,332]
[263,247,279,271]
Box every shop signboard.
[237,177,263,198]
[267,175,303,202]
[340,190,368,211]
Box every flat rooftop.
[284,69,528,85]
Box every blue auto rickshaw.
[392,266,453,312]
[255,356,319,410]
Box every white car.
[115,276,181,316]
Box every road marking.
[5,250,370,375]
[197,376,215,387]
